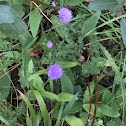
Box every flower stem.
[26,0,59,11]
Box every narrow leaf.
[120,19,126,47]
[62,93,78,118]
[56,61,79,68]
[17,90,36,120]
[33,90,50,126]
[0,116,10,126]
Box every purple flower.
[58,7,72,24]
[1,53,5,56]
[47,41,53,48]
[48,64,63,80]
[52,2,56,7]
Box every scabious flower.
[52,1,56,7]
[1,53,5,56]
[48,64,63,80]
[58,7,72,24]
[47,41,53,48]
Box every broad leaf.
[51,15,70,39]
[0,5,15,23]
[60,73,74,94]
[57,92,74,102]
[99,104,120,117]
[0,72,11,100]
[88,0,120,12]
[81,11,101,37]
[82,61,100,75]
[83,81,95,103]
[83,104,102,117]
[62,93,78,118]
[65,116,84,126]
[29,8,42,38]
[102,89,113,105]
[0,5,32,46]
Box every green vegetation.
[0,0,126,126]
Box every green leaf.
[65,0,83,6]
[33,90,50,126]
[102,89,113,105]
[99,43,121,87]
[83,104,102,117]
[17,90,36,120]
[92,57,111,67]
[51,15,70,39]
[19,66,32,87]
[0,6,32,46]
[120,19,126,47]
[60,73,74,94]
[0,116,10,126]
[26,117,32,126]
[0,5,15,23]
[57,92,74,102]
[62,93,78,118]
[0,72,11,99]
[81,11,101,37]
[59,0,64,8]
[28,74,44,89]
[82,61,100,75]
[106,120,116,126]
[83,81,95,103]
[56,61,79,68]
[99,104,120,117]
[88,0,119,12]
[0,0,8,1]
[4,51,20,58]
[28,59,34,73]
[12,0,23,13]
[116,87,126,106]
[29,8,42,38]
[69,101,83,114]
[36,69,48,75]
[65,116,84,126]
[38,89,59,100]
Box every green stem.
[26,0,59,11]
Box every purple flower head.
[52,1,56,7]
[1,53,5,56]
[58,7,72,24]
[48,64,63,80]
[47,41,53,48]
